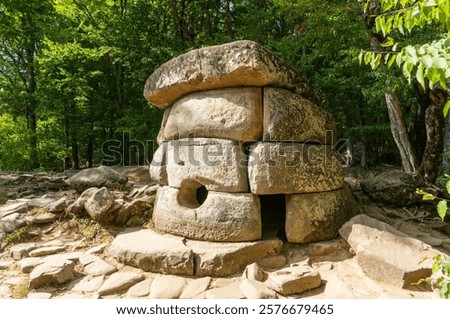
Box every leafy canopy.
[359,0,450,91]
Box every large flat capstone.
[248,142,344,194]
[163,87,263,142]
[144,40,319,108]
[263,87,336,144]
[153,186,261,242]
[108,229,283,277]
[166,138,248,193]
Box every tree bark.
[385,92,418,173]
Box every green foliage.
[359,0,450,89]
[2,226,33,245]
[416,186,449,221]
[0,114,32,171]
[431,254,450,299]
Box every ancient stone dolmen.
[145,40,355,244]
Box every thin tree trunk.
[225,0,233,38]
[86,137,93,168]
[385,92,418,173]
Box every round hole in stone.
[177,179,209,209]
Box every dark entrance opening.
[259,194,286,240]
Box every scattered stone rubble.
[0,166,449,299]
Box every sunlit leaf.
[437,200,448,221]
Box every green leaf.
[437,200,448,221]
[416,63,425,88]
[422,193,436,201]
[432,260,441,273]
[440,282,449,299]
[442,261,450,275]
[387,54,397,68]
[358,50,364,65]
[446,180,450,193]
[444,101,450,117]
[381,37,395,47]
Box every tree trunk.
[72,138,79,170]
[26,45,39,169]
[86,137,93,168]
[225,0,233,38]
[408,83,430,163]
[385,92,418,173]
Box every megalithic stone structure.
[144,40,357,243]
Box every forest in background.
[0,0,447,178]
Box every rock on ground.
[360,170,426,206]
[97,272,145,296]
[266,264,322,295]
[65,166,128,193]
[29,259,76,289]
[149,276,187,299]
[339,214,445,288]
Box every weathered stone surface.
[0,214,26,234]
[108,229,194,276]
[86,243,108,255]
[285,184,357,243]
[26,212,57,224]
[308,239,342,256]
[156,107,171,145]
[263,87,336,144]
[0,285,12,298]
[258,255,287,269]
[240,279,278,299]
[11,243,37,260]
[154,186,261,242]
[360,170,426,206]
[180,277,211,299]
[205,282,244,299]
[84,187,115,223]
[187,237,283,277]
[66,187,98,215]
[241,263,266,282]
[45,197,68,213]
[65,166,128,193]
[266,264,322,295]
[339,214,443,288]
[27,292,52,299]
[144,40,319,108]
[149,143,168,185]
[0,202,28,218]
[0,260,13,270]
[115,197,153,226]
[29,246,66,257]
[248,142,344,194]
[127,278,153,297]
[149,276,187,299]
[166,138,248,193]
[29,259,76,289]
[164,88,263,141]
[72,276,105,293]
[97,272,145,296]
[84,259,117,277]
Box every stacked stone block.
[145,40,355,244]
